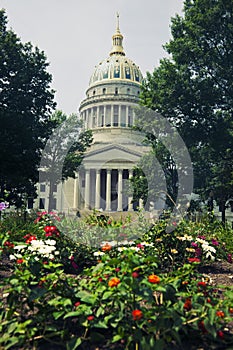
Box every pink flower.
[227,254,232,263]
[191,242,198,248]
[195,248,202,257]
[212,239,219,246]
[132,271,139,278]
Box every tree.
[39,111,93,212]
[137,0,233,214]
[0,9,56,207]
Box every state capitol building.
[38,16,150,214]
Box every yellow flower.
[171,249,178,254]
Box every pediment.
[82,143,145,165]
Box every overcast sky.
[1,0,184,115]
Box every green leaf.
[112,334,123,343]
[66,337,82,350]
[53,311,65,320]
[102,291,112,300]
[76,291,97,305]
[94,320,109,329]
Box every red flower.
[229,307,233,314]
[74,302,81,307]
[16,258,25,264]
[216,311,225,318]
[45,232,52,237]
[25,235,37,244]
[136,243,144,249]
[183,298,192,311]
[43,226,59,236]
[115,267,121,272]
[108,277,120,287]
[132,271,139,278]
[217,330,224,339]
[4,241,14,248]
[87,315,94,321]
[148,274,160,284]
[98,277,103,282]
[188,257,200,263]
[197,281,207,288]
[132,309,143,321]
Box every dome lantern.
[109,13,125,56]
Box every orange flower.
[216,311,225,318]
[132,309,143,321]
[101,243,112,252]
[108,277,120,287]
[148,274,160,284]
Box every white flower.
[9,254,16,260]
[93,251,105,256]
[205,251,215,261]
[202,243,216,253]
[14,245,27,250]
[196,238,208,245]
[46,239,56,246]
[117,247,126,252]
[106,240,117,247]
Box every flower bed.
[0,211,233,349]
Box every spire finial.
[116,12,120,33]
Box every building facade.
[38,16,149,214]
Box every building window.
[93,90,96,95]
[114,66,120,78]
[103,88,106,94]
[40,184,46,192]
[125,67,131,79]
[115,88,118,95]
[53,184,57,192]
[39,198,45,209]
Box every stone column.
[117,169,123,211]
[97,106,100,127]
[126,105,129,126]
[119,105,121,126]
[128,169,133,211]
[103,105,106,127]
[84,169,90,209]
[95,169,101,210]
[111,105,114,127]
[73,175,78,208]
[106,169,111,211]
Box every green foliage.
[138,0,233,205]
[0,9,56,207]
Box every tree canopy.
[137,0,233,209]
[39,110,93,212]
[0,9,56,207]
